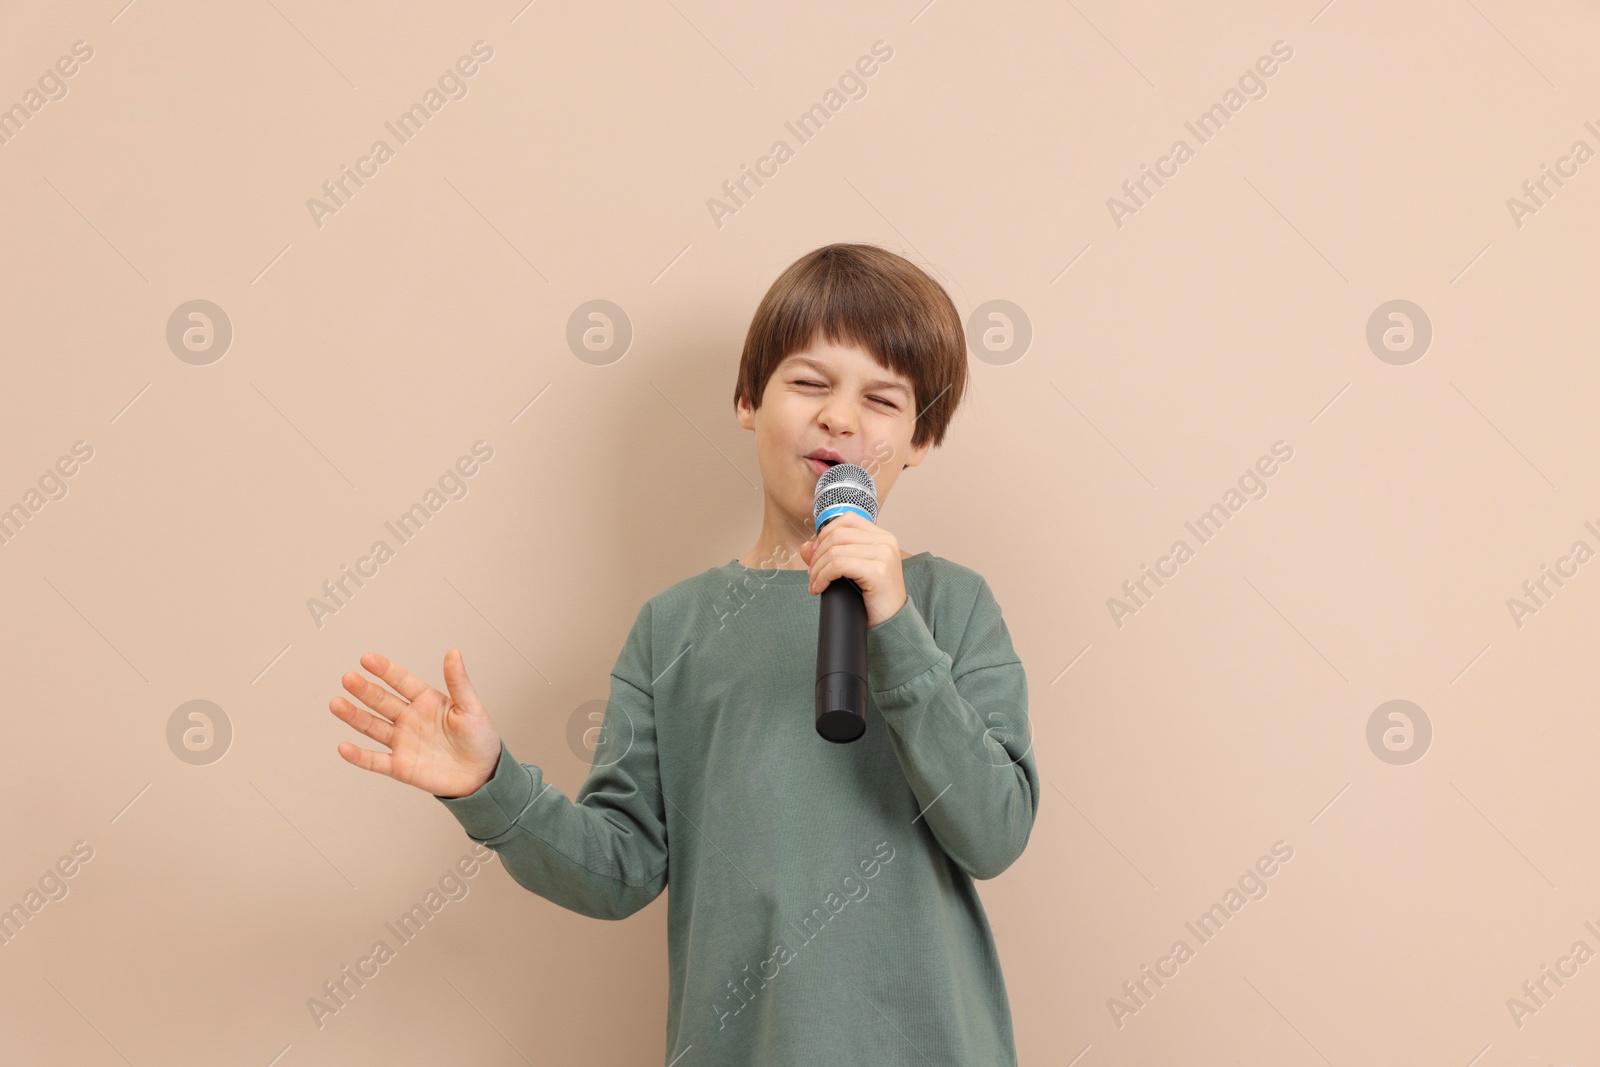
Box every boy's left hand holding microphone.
[329,649,502,799]
[798,509,908,629]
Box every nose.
[816,392,858,438]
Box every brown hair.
[733,243,967,451]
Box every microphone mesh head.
[812,462,879,524]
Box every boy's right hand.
[329,649,502,799]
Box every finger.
[807,520,884,583]
[807,527,836,561]
[815,511,865,536]
[809,545,888,592]
[813,524,891,552]
[341,669,408,724]
[441,648,482,713]
[329,695,397,748]
[361,651,433,702]
[336,739,395,778]
[810,540,892,573]
[815,512,893,544]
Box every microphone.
[812,462,879,743]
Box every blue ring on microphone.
[814,504,874,531]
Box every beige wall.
[3,1,1597,1063]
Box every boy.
[329,243,1041,1064]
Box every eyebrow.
[782,356,912,399]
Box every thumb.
[442,648,483,713]
[799,539,813,561]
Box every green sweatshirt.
[435,551,1040,1065]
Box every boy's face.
[736,336,932,533]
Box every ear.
[735,392,754,431]
[901,436,933,471]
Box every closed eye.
[795,380,898,410]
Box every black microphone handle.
[815,575,868,743]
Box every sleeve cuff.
[433,739,535,842]
[866,595,948,695]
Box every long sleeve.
[433,601,668,920]
[865,576,1039,880]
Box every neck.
[740,493,814,570]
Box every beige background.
[2,0,1597,1063]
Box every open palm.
[329,649,502,799]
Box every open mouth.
[806,456,842,475]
